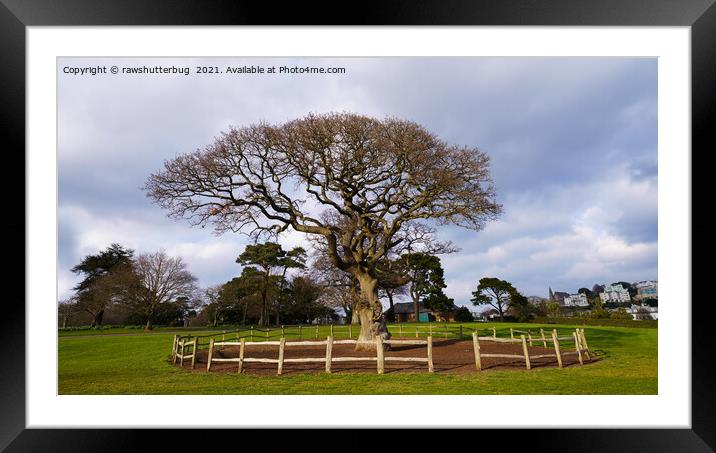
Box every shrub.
[454,306,474,322]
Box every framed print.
[3,0,713,450]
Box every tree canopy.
[236,242,307,326]
[71,243,134,292]
[129,251,198,330]
[145,113,501,344]
[397,252,454,318]
[70,243,135,327]
[470,277,520,321]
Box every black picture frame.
[2,0,712,450]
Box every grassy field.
[58,322,657,395]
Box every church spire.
[549,287,555,301]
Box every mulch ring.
[175,338,598,375]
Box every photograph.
[56,56,659,396]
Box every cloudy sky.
[57,57,657,309]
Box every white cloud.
[58,204,255,298]
[441,165,656,304]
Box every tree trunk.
[90,309,104,329]
[355,272,391,350]
[258,279,269,327]
[386,291,395,322]
[145,308,154,331]
[96,309,104,327]
[350,285,360,324]
[276,268,288,326]
[413,293,420,323]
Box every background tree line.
[58,238,473,329]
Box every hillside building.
[600,283,631,304]
[563,293,589,307]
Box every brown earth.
[175,338,597,375]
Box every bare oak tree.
[58,297,77,329]
[145,113,501,347]
[131,251,198,330]
[311,252,362,323]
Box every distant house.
[548,287,570,306]
[625,304,658,320]
[634,280,658,300]
[600,284,631,304]
[471,311,485,321]
[527,296,547,305]
[563,293,589,307]
[482,308,501,320]
[390,301,459,323]
[391,302,431,323]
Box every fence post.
[579,329,591,361]
[540,328,547,348]
[299,325,302,340]
[348,323,352,339]
[281,325,285,337]
[206,339,214,372]
[191,337,197,369]
[266,328,269,341]
[573,331,583,365]
[172,335,178,363]
[429,323,433,335]
[521,335,531,370]
[238,338,245,373]
[376,336,385,374]
[528,331,533,347]
[330,324,334,337]
[415,326,419,338]
[492,326,497,339]
[472,332,482,371]
[427,335,434,373]
[326,335,334,373]
[250,326,254,341]
[171,335,177,359]
[552,329,563,368]
[399,323,403,337]
[277,337,286,375]
[444,324,449,339]
[179,339,185,367]
[510,328,514,340]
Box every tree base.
[355,308,391,351]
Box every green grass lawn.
[58,322,657,395]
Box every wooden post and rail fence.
[172,325,591,374]
[471,328,590,371]
[203,335,434,375]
